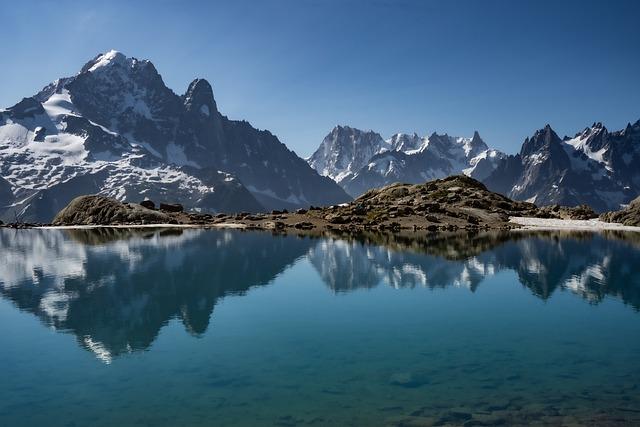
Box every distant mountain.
[484,122,640,212]
[308,125,505,197]
[0,50,349,222]
[310,119,640,210]
[307,125,391,184]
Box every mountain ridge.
[310,119,640,211]
[307,125,505,197]
[484,120,640,211]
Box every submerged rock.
[389,372,429,388]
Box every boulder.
[140,199,155,210]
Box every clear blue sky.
[2,0,639,156]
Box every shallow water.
[0,228,639,426]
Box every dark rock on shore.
[537,204,598,220]
[600,196,640,226]
[140,200,156,210]
[159,203,184,213]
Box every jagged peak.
[332,124,357,133]
[469,130,485,145]
[467,130,488,152]
[531,124,559,140]
[520,124,563,157]
[574,122,608,139]
[623,119,640,135]
[329,125,380,138]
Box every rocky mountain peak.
[468,130,488,153]
[183,78,218,117]
[329,125,381,141]
[520,124,562,157]
[623,119,640,136]
[79,50,151,75]
[307,125,387,183]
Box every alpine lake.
[1,227,639,426]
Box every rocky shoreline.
[5,175,638,235]
[31,175,603,234]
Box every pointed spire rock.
[183,78,218,117]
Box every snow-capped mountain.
[0,50,349,222]
[306,125,391,184]
[308,126,505,197]
[484,121,640,211]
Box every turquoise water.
[0,228,639,426]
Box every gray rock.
[53,195,172,225]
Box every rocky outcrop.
[53,195,173,225]
[48,176,602,232]
[600,196,640,226]
[321,175,543,232]
[536,204,598,220]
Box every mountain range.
[308,120,640,211]
[2,50,638,221]
[0,50,349,222]
[307,126,504,198]
[484,122,640,212]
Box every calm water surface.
[0,228,639,426]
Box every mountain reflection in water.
[0,228,639,362]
